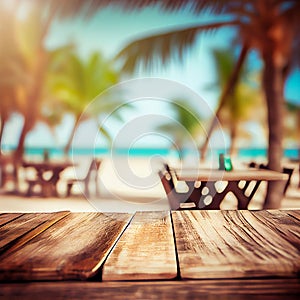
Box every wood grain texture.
[1,279,299,300]
[287,210,300,221]
[172,210,300,279]
[250,210,300,250]
[0,211,70,257]
[175,168,288,181]
[0,213,23,227]
[0,212,69,255]
[102,211,177,280]
[0,212,132,281]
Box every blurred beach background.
[1,155,299,212]
[0,0,299,212]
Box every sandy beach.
[0,156,299,213]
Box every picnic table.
[22,161,74,197]
[0,210,299,299]
[168,167,288,209]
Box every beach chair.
[66,158,101,198]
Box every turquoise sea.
[5,147,298,160]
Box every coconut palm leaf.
[157,98,204,150]
[200,43,250,158]
[172,99,203,133]
[117,21,239,72]
[286,101,300,112]
[204,46,264,155]
[35,0,235,19]
[285,99,300,143]
[46,50,129,153]
[98,125,113,145]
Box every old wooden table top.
[174,168,289,182]
[0,210,299,299]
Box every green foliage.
[210,48,263,125]
[48,51,120,118]
[117,21,236,72]
[116,0,300,75]
[157,98,203,148]
[46,50,129,150]
[285,100,300,141]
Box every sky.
[2,3,300,150]
[46,5,235,104]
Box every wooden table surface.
[0,210,299,299]
[174,168,289,181]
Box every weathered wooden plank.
[0,213,68,253]
[1,279,299,300]
[250,210,300,250]
[0,212,132,281]
[175,168,288,181]
[172,210,300,279]
[0,211,70,256]
[287,210,300,221]
[0,213,23,227]
[102,211,177,280]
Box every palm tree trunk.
[14,41,50,160]
[14,67,45,161]
[64,116,81,156]
[0,116,7,155]
[1,114,19,190]
[229,125,237,157]
[14,6,58,161]
[262,54,286,209]
[297,109,300,188]
[200,44,249,161]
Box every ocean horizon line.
[1,145,299,159]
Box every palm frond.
[47,44,75,72]
[156,98,203,147]
[43,0,235,18]
[171,99,203,131]
[98,125,112,144]
[286,101,300,111]
[116,21,239,72]
[290,29,300,71]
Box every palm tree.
[48,51,124,155]
[114,0,300,208]
[208,48,264,156]
[157,98,204,160]
[3,0,299,207]
[9,3,52,160]
[2,0,140,159]
[9,0,127,159]
[285,101,300,188]
[0,1,27,153]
